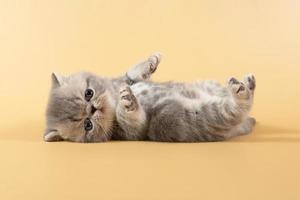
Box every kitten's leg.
[125,53,161,84]
[225,117,256,139]
[116,85,147,140]
[183,74,256,140]
[220,74,256,138]
[194,74,256,133]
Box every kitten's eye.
[85,89,94,101]
[84,118,93,131]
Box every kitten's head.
[44,72,115,142]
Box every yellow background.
[1,0,300,199]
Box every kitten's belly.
[130,81,228,110]
[130,81,173,101]
[130,82,154,97]
[130,82,164,109]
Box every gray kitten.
[45,53,256,142]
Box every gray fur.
[45,53,256,142]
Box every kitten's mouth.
[99,107,104,113]
[93,106,105,116]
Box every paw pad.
[119,86,138,112]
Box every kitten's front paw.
[142,53,162,79]
[119,85,138,112]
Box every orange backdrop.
[0,1,300,200]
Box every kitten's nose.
[91,105,97,115]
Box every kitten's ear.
[51,72,65,88]
[44,130,64,142]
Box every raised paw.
[148,53,161,72]
[126,52,162,82]
[119,85,138,112]
[243,74,256,91]
[142,52,162,79]
[228,77,249,99]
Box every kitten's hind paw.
[243,74,256,91]
[228,77,249,99]
[119,85,138,112]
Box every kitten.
[44,53,256,142]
